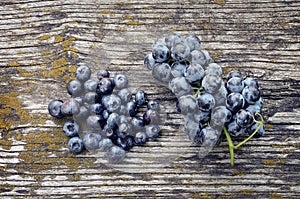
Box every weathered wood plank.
[0,0,299,198]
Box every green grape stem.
[193,86,203,96]
[223,112,264,166]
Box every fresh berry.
[152,44,170,63]
[96,78,114,95]
[152,62,172,84]
[226,70,243,81]
[196,92,215,111]
[63,120,79,137]
[226,92,245,113]
[226,76,244,93]
[84,79,98,92]
[61,98,80,116]
[113,74,128,89]
[135,90,147,106]
[102,94,121,112]
[96,69,110,80]
[177,95,199,115]
[171,41,190,61]
[236,109,254,128]
[82,132,102,152]
[184,63,205,84]
[242,86,260,105]
[98,138,113,152]
[169,76,193,98]
[117,88,132,104]
[48,100,65,118]
[134,132,148,145]
[76,64,92,82]
[144,53,156,70]
[68,137,84,153]
[143,109,160,125]
[106,146,126,163]
[117,135,134,151]
[147,100,160,111]
[145,124,160,139]
[184,34,201,51]
[67,79,83,96]
[211,106,232,127]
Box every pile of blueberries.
[144,33,265,164]
[48,64,161,163]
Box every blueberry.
[48,100,65,118]
[131,117,145,130]
[244,77,259,88]
[177,95,199,115]
[74,106,89,121]
[198,110,211,124]
[106,112,119,130]
[202,74,222,94]
[189,50,206,66]
[246,122,265,138]
[68,137,84,153]
[201,126,222,146]
[168,76,193,98]
[117,88,132,104]
[171,61,187,77]
[205,63,222,76]
[89,103,105,115]
[103,125,117,142]
[76,64,91,82]
[86,115,103,129]
[106,146,126,163]
[171,41,190,61]
[117,135,134,151]
[134,131,148,145]
[165,32,182,49]
[152,62,173,84]
[236,109,254,128]
[135,90,147,106]
[96,69,110,80]
[212,84,227,106]
[67,79,83,96]
[145,124,160,139]
[84,79,98,92]
[83,91,101,104]
[196,92,215,111]
[144,53,156,70]
[143,109,160,125]
[118,115,129,125]
[226,70,243,81]
[184,34,201,51]
[211,106,232,127]
[113,74,128,89]
[96,78,114,95]
[126,100,138,117]
[82,132,102,152]
[227,120,246,137]
[152,44,170,63]
[184,63,205,84]
[242,86,260,105]
[118,122,132,135]
[102,94,121,112]
[61,98,80,116]
[102,109,110,120]
[226,92,245,113]
[226,76,245,93]
[63,120,79,137]
[147,100,160,111]
[98,138,113,152]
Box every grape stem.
[193,85,203,96]
[223,112,264,166]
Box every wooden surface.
[0,0,299,198]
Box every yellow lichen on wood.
[126,21,145,25]
[213,0,226,6]
[8,61,20,67]
[17,68,34,77]
[204,23,212,29]
[98,10,114,14]
[38,34,51,41]
[270,193,284,199]
[54,35,64,43]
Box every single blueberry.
[76,64,92,82]
[135,90,147,106]
[144,53,156,70]
[68,137,84,153]
[134,131,148,145]
[242,85,261,105]
[102,94,121,112]
[226,92,245,113]
[145,124,160,139]
[118,88,132,104]
[131,117,145,130]
[236,109,254,128]
[96,78,114,95]
[86,115,103,129]
[147,100,160,111]
[113,74,129,89]
[83,91,101,104]
[63,120,79,137]
[226,76,245,93]
[226,70,243,81]
[143,109,160,125]
[67,79,83,97]
[126,100,138,117]
[84,79,98,92]
[74,106,89,122]
[61,98,80,116]
[106,146,126,163]
[82,132,102,152]
[48,99,65,118]
[117,135,134,151]
[98,138,113,152]
[96,69,110,80]
[89,103,105,115]
[196,92,216,112]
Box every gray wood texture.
[0,0,299,198]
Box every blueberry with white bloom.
[89,103,105,115]
[83,92,101,104]
[184,63,205,84]
[126,100,138,117]
[106,146,126,163]
[205,63,222,76]
[117,88,132,104]
[177,95,199,115]
[113,73,128,89]
[96,78,114,95]
[171,41,190,61]
[152,62,173,84]
[184,34,201,51]
[61,98,80,116]
[226,92,245,113]
[211,106,232,127]
[68,137,84,153]
[76,64,91,82]
[96,69,110,80]
[135,90,147,106]
[165,32,182,49]
[86,115,102,129]
[169,76,193,98]
[171,61,187,77]
[147,100,160,111]
[226,76,245,93]
[84,79,98,92]
[236,109,254,128]
[63,120,79,137]
[244,77,259,88]
[102,94,121,112]
[196,92,216,111]
[134,132,148,145]
[117,135,134,151]
[145,124,160,139]
[67,79,83,96]
[82,132,102,152]
[242,86,261,105]
[74,106,89,121]
[48,100,65,118]
[227,120,246,137]
[226,70,243,81]
[98,138,113,152]
[202,74,222,94]
[152,44,170,63]
[144,53,156,70]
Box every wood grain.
[0,0,299,198]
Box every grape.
[205,63,222,76]
[211,106,232,127]
[226,92,245,113]
[226,76,245,93]
[184,63,205,84]
[177,95,199,115]
[169,76,193,98]
[196,92,215,112]
[184,34,201,51]
[152,62,173,84]
[171,41,190,61]
[202,74,222,94]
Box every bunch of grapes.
[48,65,161,163]
[144,33,265,165]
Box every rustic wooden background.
[0,0,299,198]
